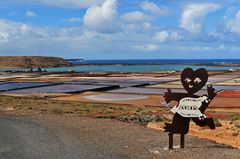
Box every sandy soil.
[208,108,240,113]
[210,97,240,107]
[147,120,240,149]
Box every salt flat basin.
[108,87,211,96]
[83,94,148,101]
[53,92,169,107]
[4,84,117,93]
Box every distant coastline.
[1,58,240,73]
[67,59,240,67]
[0,56,71,68]
[71,63,240,67]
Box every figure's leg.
[192,118,215,129]
[169,133,173,149]
[171,113,190,134]
[180,133,185,149]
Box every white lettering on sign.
[170,95,209,119]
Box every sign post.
[164,68,217,149]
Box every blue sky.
[0,0,240,59]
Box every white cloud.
[0,19,87,56]
[123,22,152,33]
[141,1,170,16]
[218,44,225,50]
[0,18,239,58]
[226,11,240,34]
[134,44,159,51]
[147,44,159,51]
[40,0,104,8]
[0,31,10,42]
[121,11,152,23]
[0,20,22,42]
[0,19,82,42]
[180,3,221,34]
[154,30,181,42]
[5,0,104,9]
[178,44,228,52]
[83,0,118,33]
[154,31,168,42]
[26,10,37,17]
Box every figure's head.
[181,68,208,95]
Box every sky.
[0,0,240,59]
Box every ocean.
[48,59,240,72]
[1,59,240,72]
[67,59,240,65]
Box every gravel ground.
[0,114,239,159]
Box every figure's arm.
[200,85,217,112]
[207,85,217,100]
[164,89,188,103]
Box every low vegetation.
[0,95,167,125]
[213,118,222,127]
[231,114,240,121]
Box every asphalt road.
[0,115,239,159]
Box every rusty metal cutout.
[164,68,217,149]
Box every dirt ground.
[0,95,239,151]
[1,114,240,159]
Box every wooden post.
[180,133,185,149]
[169,133,173,149]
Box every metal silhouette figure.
[164,68,216,149]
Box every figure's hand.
[164,88,172,103]
[207,85,217,99]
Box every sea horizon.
[1,58,240,73]
[67,58,240,65]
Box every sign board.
[170,95,209,119]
